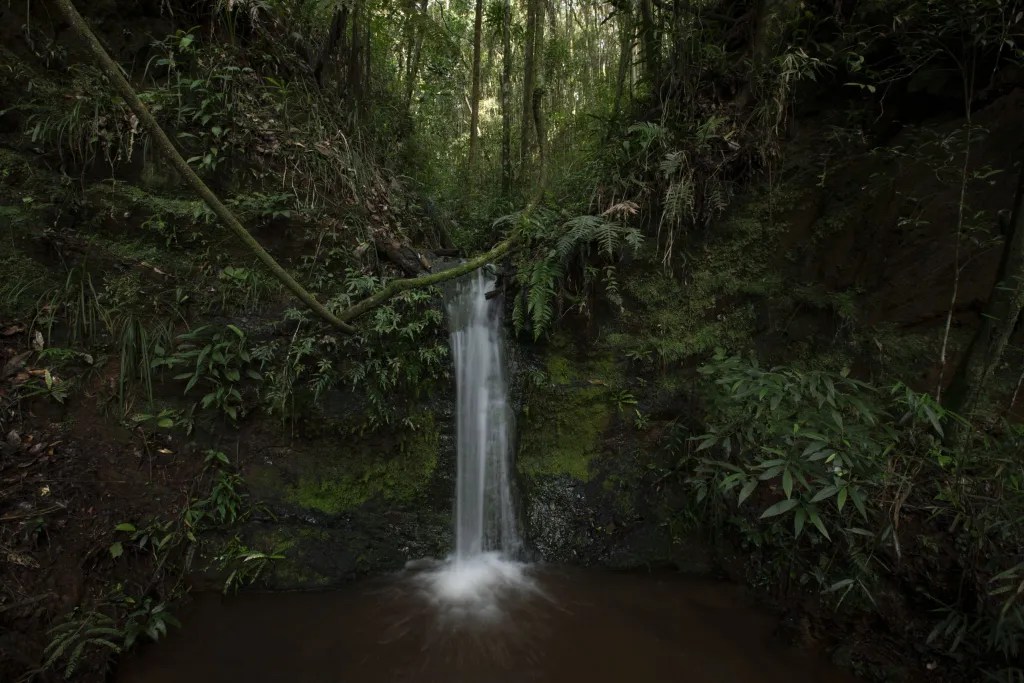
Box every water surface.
[116,566,856,683]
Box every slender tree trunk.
[612,9,632,122]
[364,21,371,96]
[638,0,658,84]
[349,2,361,101]
[532,85,547,195]
[944,160,1024,432]
[313,6,346,87]
[406,0,428,110]
[520,0,538,163]
[469,0,484,167]
[501,0,512,197]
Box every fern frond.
[555,215,603,260]
[662,178,695,229]
[526,256,563,338]
[592,221,623,259]
[660,151,688,179]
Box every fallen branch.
[55,0,357,335]
[58,0,541,334]
[338,237,518,323]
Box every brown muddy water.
[115,564,857,683]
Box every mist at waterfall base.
[412,267,538,618]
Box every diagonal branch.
[54,0,358,335]
[57,0,542,334]
[338,237,519,323]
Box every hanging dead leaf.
[1,325,25,336]
[31,331,44,351]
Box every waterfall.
[445,267,519,561]
[413,266,532,611]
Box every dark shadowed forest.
[1,0,1023,681]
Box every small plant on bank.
[151,324,262,421]
[43,609,123,679]
[216,535,287,595]
[121,597,181,649]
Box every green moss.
[287,413,440,515]
[546,354,574,385]
[90,183,209,220]
[518,385,613,481]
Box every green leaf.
[783,469,793,499]
[738,479,757,505]
[760,498,799,519]
[808,510,831,540]
[802,441,828,458]
[157,418,174,428]
[850,487,868,521]
[923,405,944,436]
[837,487,848,512]
[811,485,839,503]
[114,523,136,532]
[794,508,806,538]
[227,324,245,339]
[109,542,123,558]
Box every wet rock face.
[508,333,678,570]
[238,389,459,591]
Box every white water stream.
[418,267,533,611]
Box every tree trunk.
[520,0,537,163]
[532,85,547,195]
[501,0,512,197]
[469,0,484,167]
[313,6,346,87]
[944,160,1024,432]
[349,2,362,103]
[638,0,658,84]
[364,21,371,99]
[611,8,632,123]
[737,0,797,107]
[405,0,428,110]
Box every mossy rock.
[517,339,623,482]
[245,412,442,517]
[287,414,440,515]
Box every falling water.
[445,267,519,560]
[410,266,533,613]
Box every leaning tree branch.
[57,0,544,334]
[338,237,519,322]
[55,0,358,335]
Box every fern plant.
[43,610,123,679]
[510,207,643,339]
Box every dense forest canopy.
[2,0,1024,681]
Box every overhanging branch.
[57,0,542,335]
[55,0,358,335]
